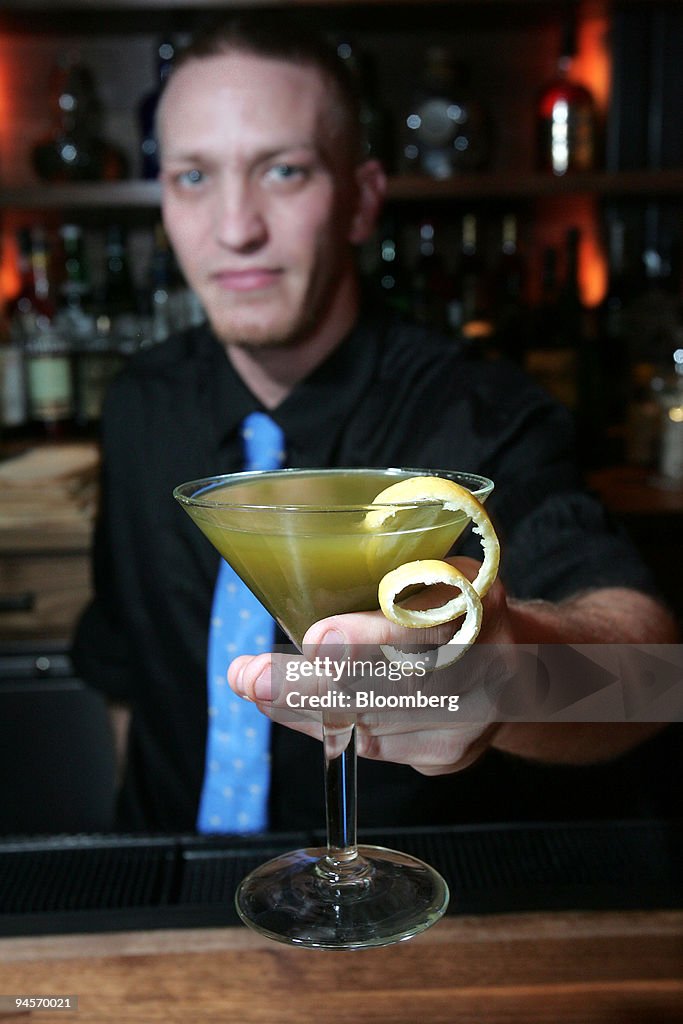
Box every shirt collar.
[198,311,386,464]
[275,312,383,465]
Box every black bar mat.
[0,820,680,937]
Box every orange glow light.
[0,41,21,306]
[574,5,611,306]
[571,8,611,113]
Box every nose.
[214,177,268,253]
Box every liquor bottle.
[537,12,599,174]
[368,218,412,317]
[138,38,176,179]
[147,222,196,343]
[625,363,662,468]
[55,223,94,338]
[49,223,114,430]
[6,226,55,341]
[656,349,683,483]
[74,315,126,430]
[11,227,75,436]
[336,39,394,170]
[622,229,682,467]
[24,321,75,437]
[451,213,492,342]
[562,227,603,463]
[491,213,527,362]
[143,222,203,340]
[525,243,579,410]
[32,56,127,182]
[599,213,635,440]
[0,304,27,434]
[100,225,145,349]
[410,220,455,332]
[403,47,491,178]
[102,226,136,315]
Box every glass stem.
[323,718,358,870]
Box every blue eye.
[267,163,305,181]
[177,168,204,186]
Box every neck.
[226,276,360,409]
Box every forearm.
[506,587,679,644]
[492,588,679,765]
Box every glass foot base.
[235,844,449,949]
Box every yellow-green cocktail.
[173,467,494,950]
[181,469,478,646]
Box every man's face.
[158,52,365,349]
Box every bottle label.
[539,102,596,174]
[27,355,73,421]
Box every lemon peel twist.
[369,477,500,667]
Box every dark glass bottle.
[32,57,127,183]
[0,300,27,433]
[57,224,93,317]
[491,213,527,361]
[452,213,491,342]
[410,220,455,332]
[599,214,634,439]
[13,227,76,437]
[6,226,55,335]
[370,218,412,317]
[537,14,598,175]
[525,243,579,410]
[336,39,394,170]
[99,225,146,352]
[24,323,75,437]
[138,39,176,180]
[51,224,113,430]
[102,226,137,316]
[403,48,492,178]
[621,228,683,467]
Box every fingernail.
[253,667,272,702]
[316,629,348,659]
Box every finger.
[303,607,464,657]
[228,652,274,701]
[255,699,324,742]
[356,722,499,775]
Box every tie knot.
[241,412,285,471]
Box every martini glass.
[174,467,493,949]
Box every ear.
[348,159,387,245]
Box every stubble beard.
[208,274,337,354]
[212,305,319,352]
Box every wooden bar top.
[0,910,681,1023]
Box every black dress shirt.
[73,307,670,832]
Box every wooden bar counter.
[0,910,681,1023]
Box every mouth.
[211,268,282,292]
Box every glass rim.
[173,467,494,514]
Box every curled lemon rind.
[379,559,483,669]
[370,477,500,616]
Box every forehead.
[158,51,336,155]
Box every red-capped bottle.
[537,14,598,175]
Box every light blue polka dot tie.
[196,411,285,834]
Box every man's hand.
[228,557,513,775]
[228,556,679,774]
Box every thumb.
[303,608,465,659]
